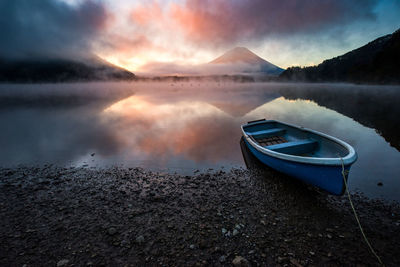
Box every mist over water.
[0,82,399,201]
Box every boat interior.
[243,120,349,158]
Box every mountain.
[0,56,135,83]
[209,47,284,75]
[279,28,400,84]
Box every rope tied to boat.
[340,158,384,266]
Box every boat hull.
[244,139,351,195]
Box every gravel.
[0,165,399,266]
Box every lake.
[1,82,399,202]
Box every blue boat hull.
[244,139,351,195]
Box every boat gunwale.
[241,120,357,166]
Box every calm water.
[1,82,399,202]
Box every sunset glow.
[95,0,400,73]
[1,0,400,73]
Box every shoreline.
[1,166,399,266]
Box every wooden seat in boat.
[266,139,318,155]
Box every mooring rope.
[340,158,384,266]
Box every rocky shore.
[0,165,399,266]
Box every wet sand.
[0,165,399,267]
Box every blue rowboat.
[241,119,357,195]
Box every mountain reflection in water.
[0,82,399,201]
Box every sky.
[0,0,399,73]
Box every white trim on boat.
[241,120,358,166]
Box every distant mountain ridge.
[0,56,135,83]
[210,47,284,75]
[280,28,400,84]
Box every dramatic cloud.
[170,0,378,45]
[1,0,397,71]
[0,0,108,59]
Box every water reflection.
[279,84,400,151]
[102,95,243,167]
[0,106,123,166]
[0,82,399,201]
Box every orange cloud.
[170,0,236,45]
[131,1,164,25]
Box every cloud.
[99,34,155,55]
[131,1,165,26]
[0,0,108,59]
[0,0,385,69]
[169,0,378,46]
